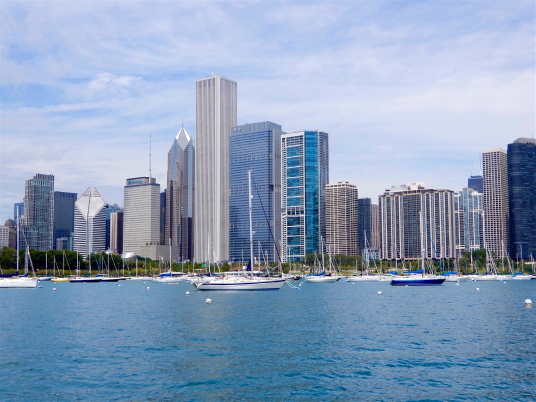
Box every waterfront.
[1,280,535,401]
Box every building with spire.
[194,75,237,263]
[165,126,195,261]
[73,187,107,258]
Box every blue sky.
[1,1,534,220]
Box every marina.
[1,279,535,401]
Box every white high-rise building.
[73,187,107,258]
[194,75,237,263]
[123,177,160,256]
[454,188,483,256]
[482,148,509,258]
[326,182,358,256]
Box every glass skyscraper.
[21,174,54,251]
[53,191,77,250]
[508,138,536,259]
[454,188,483,256]
[357,197,372,255]
[281,130,329,262]
[229,122,282,264]
[468,175,483,194]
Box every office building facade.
[454,188,483,256]
[468,175,483,194]
[379,183,455,260]
[123,177,160,257]
[508,138,536,259]
[371,203,380,250]
[229,122,282,264]
[357,198,371,255]
[194,75,237,263]
[73,187,107,257]
[165,126,195,261]
[326,182,358,256]
[20,173,54,251]
[109,211,124,255]
[281,130,329,262]
[53,191,77,250]
[482,148,509,258]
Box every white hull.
[51,277,70,282]
[346,275,384,282]
[0,277,38,288]
[152,276,186,283]
[188,277,285,290]
[473,275,500,281]
[445,275,471,282]
[305,276,339,283]
[512,275,532,280]
[127,276,153,281]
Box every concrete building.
[482,148,509,258]
[73,187,107,258]
[53,191,77,250]
[229,122,282,264]
[379,183,456,261]
[20,174,54,251]
[326,182,358,256]
[508,138,536,259]
[194,75,237,263]
[371,203,380,250]
[165,126,195,262]
[0,219,17,249]
[123,177,160,257]
[281,130,329,262]
[454,188,483,256]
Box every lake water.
[1,279,535,401]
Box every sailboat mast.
[420,211,425,275]
[248,170,254,273]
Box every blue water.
[1,280,535,401]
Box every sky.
[1,0,534,221]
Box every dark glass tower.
[229,122,282,264]
[467,175,483,193]
[53,191,77,249]
[357,198,372,255]
[508,138,536,259]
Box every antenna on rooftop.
[149,133,152,180]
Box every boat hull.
[152,277,186,283]
[0,277,38,288]
[390,277,445,286]
[190,278,286,290]
[305,276,339,283]
[445,276,471,282]
[69,277,103,283]
[51,278,70,282]
[346,275,384,282]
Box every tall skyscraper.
[73,187,107,257]
[281,130,329,262]
[165,126,195,261]
[468,175,483,194]
[53,191,77,250]
[326,182,358,256]
[20,173,54,251]
[371,203,380,250]
[109,211,124,254]
[379,183,455,260]
[357,198,371,255]
[123,177,160,256]
[194,75,237,263]
[454,188,483,256]
[508,138,536,259]
[229,122,282,263]
[482,148,509,258]
[13,202,24,225]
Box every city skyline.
[1,1,534,221]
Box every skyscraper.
[326,182,358,256]
[508,138,536,259]
[281,130,329,262]
[454,188,483,256]
[123,177,160,256]
[379,183,455,260]
[73,187,107,257]
[109,210,124,255]
[371,203,380,250]
[468,175,483,194]
[357,198,371,255]
[165,126,195,261]
[20,173,54,251]
[194,75,237,263]
[482,148,509,258]
[229,122,282,264]
[53,191,77,250]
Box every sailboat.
[347,233,383,282]
[390,212,445,286]
[187,170,285,291]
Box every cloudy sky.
[1,0,534,220]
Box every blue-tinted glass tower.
[468,175,483,194]
[53,191,77,250]
[508,138,536,259]
[281,130,329,262]
[21,174,54,251]
[229,122,282,264]
[357,198,372,255]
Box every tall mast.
[149,133,152,180]
[248,170,254,273]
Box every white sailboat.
[187,170,285,291]
[347,233,383,282]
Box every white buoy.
[147,286,150,290]
[186,291,190,295]
[525,299,532,307]
[476,288,480,291]
[206,298,212,304]
[456,283,459,286]
[378,291,382,295]
[118,284,122,287]
[52,288,56,292]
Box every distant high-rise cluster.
[7,74,535,266]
